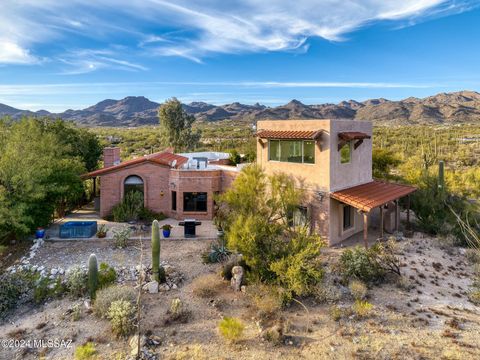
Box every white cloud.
[0,40,38,64]
[0,0,477,64]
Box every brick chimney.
[103,147,121,168]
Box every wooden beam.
[363,212,369,249]
[380,205,384,239]
[354,139,364,149]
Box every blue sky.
[1,0,480,111]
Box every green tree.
[39,119,102,172]
[158,98,201,151]
[0,118,86,240]
[372,148,401,179]
[217,165,324,296]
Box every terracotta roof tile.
[331,180,416,213]
[81,150,188,179]
[256,129,323,140]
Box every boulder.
[143,281,159,294]
[231,266,244,292]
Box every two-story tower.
[256,119,415,246]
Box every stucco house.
[83,118,415,246]
[256,119,416,246]
[82,148,239,220]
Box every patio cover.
[256,129,323,140]
[331,180,416,212]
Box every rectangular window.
[268,140,315,164]
[343,205,353,230]
[269,140,280,161]
[303,141,315,164]
[340,142,351,164]
[171,191,177,211]
[183,192,207,212]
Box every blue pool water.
[60,221,97,238]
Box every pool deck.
[45,204,219,241]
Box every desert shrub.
[468,289,480,305]
[0,271,34,318]
[248,283,283,318]
[329,305,343,321]
[339,246,383,283]
[112,226,131,249]
[339,241,400,283]
[396,276,414,291]
[74,342,96,360]
[94,285,136,319]
[71,304,82,321]
[314,283,342,304]
[218,166,324,294]
[167,344,206,360]
[191,274,223,298]
[164,298,191,325]
[218,317,244,343]
[107,300,136,337]
[138,208,166,222]
[34,277,66,303]
[352,300,374,318]
[66,266,88,298]
[202,237,231,264]
[111,191,144,222]
[465,249,480,264]
[0,245,7,255]
[349,280,367,300]
[270,231,324,297]
[98,263,117,288]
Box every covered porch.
[331,180,416,248]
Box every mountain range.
[2,90,480,126]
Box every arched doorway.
[124,175,144,207]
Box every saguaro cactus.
[88,253,99,299]
[438,160,445,192]
[152,220,160,282]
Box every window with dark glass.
[183,192,207,212]
[343,205,353,230]
[287,206,309,228]
[171,191,177,211]
[268,140,315,164]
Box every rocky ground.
[0,234,479,360]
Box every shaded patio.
[331,180,416,248]
[45,203,218,241]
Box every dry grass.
[191,273,225,298]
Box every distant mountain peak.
[1,90,480,126]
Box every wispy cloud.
[0,0,478,65]
[0,80,439,96]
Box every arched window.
[124,175,144,199]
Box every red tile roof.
[81,150,188,179]
[338,132,371,141]
[331,181,416,213]
[256,129,323,140]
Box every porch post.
[92,177,97,198]
[394,200,399,231]
[363,212,369,249]
[406,195,411,230]
[380,205,384,239]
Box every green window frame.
[268,139,315,164]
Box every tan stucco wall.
[256,119,373,245]
[329,198,366,245]
[329,120,373,191]
[256,119,331,192]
